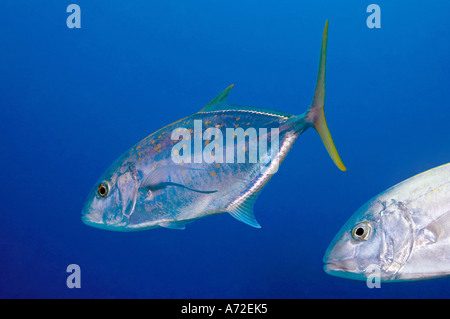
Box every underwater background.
[1,0,450,298]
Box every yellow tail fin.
[307,20,346,171]
[315,107,347,171]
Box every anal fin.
[228,192,261,228]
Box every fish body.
[82,21,346,231]
[324,163,450,282]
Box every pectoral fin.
[423,211,450,243]
[159,220,187,230]
[140,165,217,194]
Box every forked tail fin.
[306,20,346,171]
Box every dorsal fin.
[199,84,235,112]
[198,84,293,118]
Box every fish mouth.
[323,259,369,281]
[81,207,111,230]
[324,260,348,272]
[81,211,131,232]
[81,214,106,229]
[323,260,356,275]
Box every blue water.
[1,0,450,298]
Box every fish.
[324,162,450,282]
[81,21,346,231]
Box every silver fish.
[82,21,346,231]
[324,163,450,282]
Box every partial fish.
[324,163,450,282]
[82,21,346,231]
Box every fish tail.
[305,20,346,171]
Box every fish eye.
[351,222,372,241]
[97,181,110,197]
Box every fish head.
[82,161,140,231]
[323,195,414,282]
